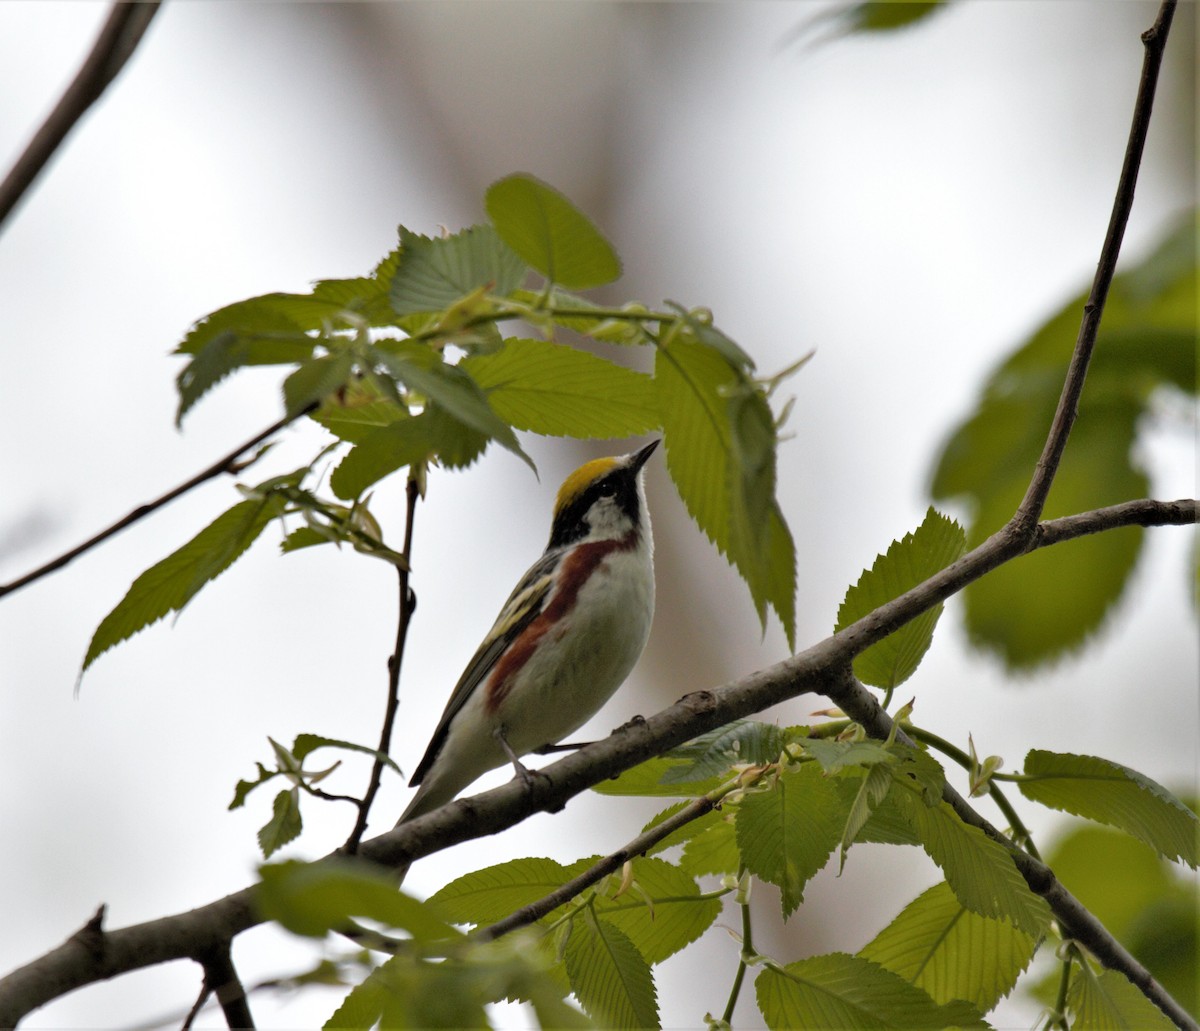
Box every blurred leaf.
[656,328,797,647]
[803,738,896,775]
[1069,966,1175,1030]
[282,351,357,417]
[1019,750,1197,866]
[259,789,303,859]
[1043,821,1197,1013]
[291,733,404,775]
[591,756,724,798]
[736,764,845,918]
[82,491,288,671]
[892,787,1050,935]
[229,762,276,811]
[516,287,651,344]
[486,173,621,290]
[389,225,527,316]
[931,215,1197,669]
[428,857,578,927]
[756,953,984,1031]
[860,881,1038,1012]
[564,915,658,1029]
[259,859,457,941]
[835,508,966,689]
[312,376,408,444]
[462,337,657,438]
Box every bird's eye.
[598,482,617,497]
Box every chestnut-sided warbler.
[396,439,659,830]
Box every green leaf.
[832,777,922,847]
[680,813,742,877]
[389,225,527,316]
[564,915,658,1029]
[280,526,332,554]
[590,756,724,798]
[835,508,967,689]
[427,857,575,927]
[461,337,658,438]
[1043,822,1197,1012]
[931,216,1197,669]
[311,377,408,444]
[1018,750,1198,866]
[82,493,286,671]
[229,762,277,811]
[755,952,985,1031]
[486,173,621,290]
[292,733,404,776]
[372,344,532,469]
[892,786,1051,935]
[802,738,896,775]
[656,328,797,648]
[661,719,790,784]
[838,2,946,34]
[259,859,457,941]
[592,857,721,966]
[860,881,1038,1012]
[282,351,357,417]
[516,288,652,345]
[328,408,487,500]
[736,764,845,918]
[258,789,303,858]
[839,762,897,866]
[1069,965,1176,1030]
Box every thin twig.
[344,476,420,853]
[1034,498,1196,548]
[0,410,304,600]
[1015,0,1178,528]
[0,2,162,232]
[475,793,721,942]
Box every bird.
[396,439,659,838]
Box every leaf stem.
[720,870,754,1027]
[905,725,1042,861]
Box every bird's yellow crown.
[554,456,622,515]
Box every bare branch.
[1015,0,1178,528]
[1034,498,1197,548]
[0,409,307,601]
[0,2,162,233]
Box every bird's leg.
[494,725,544,788]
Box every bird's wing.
[407,550,560,787]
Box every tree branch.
[0,497,1194,1022]
[0,2,162,233]
[344,476,421,853]
[1034,498,1197,548]
[0,409,308,600]
[1014,0,1177,528]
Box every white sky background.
[0,2,1195,1028]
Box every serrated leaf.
[389,225,526,316]
[292,733,403,775]
[840,762,897,866]
[1019,750,1198,867]
[229,762,277,811]
[282,351,357,417]
[591,757,724,798]
[832,777,922,847]
[656,330,797,648]
[662,719,790,784]
[372,344,532,469]
[592,857,721,966]
[641,803,724,857]
[259,789,303,858]
[736,764,845,917]
[755,953,985,1031]
[1069,965,1176,1030]
[802,738,896,775]
[486,173,621,290]
[280,526,332,554]
[835,508,966,690]
[428,857,575,927]
[860,881,1038,1012]
[311,377,408,445]
[82,494,286,671]
[680,813,742,877]
[892,786,1051,935]
[461,337,657,438]
[564,916,658,1029]
[259,859,457,941]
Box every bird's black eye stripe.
[548,468,641,548]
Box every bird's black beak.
[629,438,660,473]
